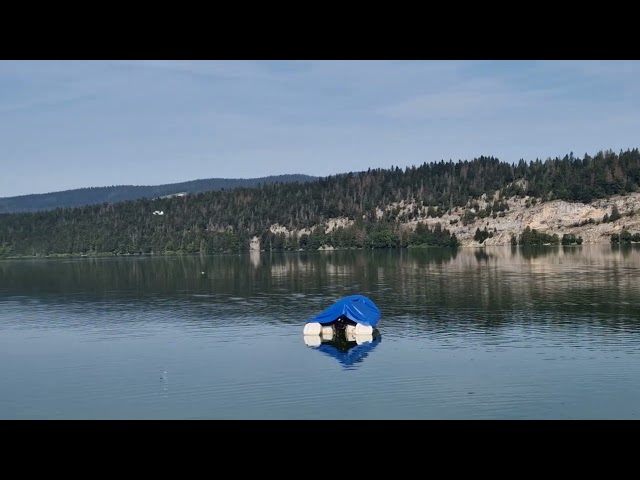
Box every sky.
[1,60,639,198]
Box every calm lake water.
[2,245,640,419]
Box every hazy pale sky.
[1,60,639,197]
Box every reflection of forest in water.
[1,245,640,326]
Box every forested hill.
[1,148,639,257]
[0,174,318,214]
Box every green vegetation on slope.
[611,230,640,243]
[511,226,583,246]
[1,148,639,257]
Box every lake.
[1,245,640,419]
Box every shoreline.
[2,242,639,261]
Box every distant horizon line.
[0,173,321,200]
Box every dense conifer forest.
[1,148,639,257]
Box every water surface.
[1,245,640,419]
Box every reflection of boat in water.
[303,295,381,336]
[304,327,382,367]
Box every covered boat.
[303,295,381,336]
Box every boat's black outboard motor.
[333,315,352,332]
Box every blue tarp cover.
[307,295,381,327]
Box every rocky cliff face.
[448,193,640,246]
[400,192,640,246]
[259,192,640,248]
